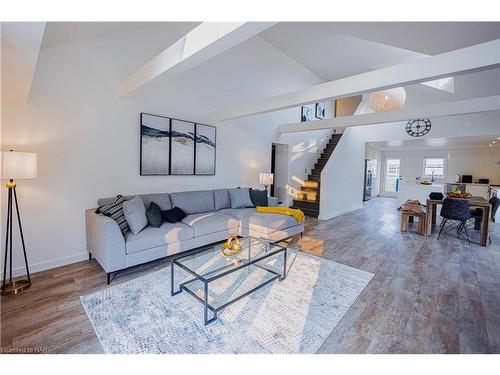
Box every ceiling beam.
[1,22,46,103]
[120,22,276,97]
[278,95,500,133]
[219,39,500,121]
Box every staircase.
[292,133,343,217]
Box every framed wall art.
[301,105,313,122]
[171,119,195,175]
[140,113,170,175]
[315,102,325,119]
[140,113,216,176]
[195,124,216,175]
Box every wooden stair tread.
[293,198,319,204]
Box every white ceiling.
[314,22,500,55]
[1,22,46,103]
[41,22,199,49]
[259,22,500,103]
[260,23,428,82]
[368,135,500,151]
[7,21,500,117]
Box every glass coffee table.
[171,237,287,325]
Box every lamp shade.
[1,151,37,179]
[368,87,406,112]
[259,172,274,186]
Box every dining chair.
[438,198,471,245]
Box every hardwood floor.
[1,197,499,353]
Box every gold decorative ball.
[221,236,242,256]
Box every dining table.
[426,196,491,246]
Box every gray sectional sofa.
[85,189,304,283]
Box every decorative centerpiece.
[221,236,242,256]
[447,192,472,199]
[447,188,472,199]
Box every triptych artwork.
[140,113,216,176]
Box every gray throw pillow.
[122,196,148,234]
[146,202,162,228]
[228,188,254,209]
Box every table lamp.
[1,150,37,295]
[259,172,274,195]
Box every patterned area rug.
[81,250,373,353]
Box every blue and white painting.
[171,119,195,175]
[195,124,216,175]
[140,113,170,175]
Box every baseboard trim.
[318,204,363,221]
[1,252,89,280]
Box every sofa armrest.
[85,209,126,273]
[268,196,279,207]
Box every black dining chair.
[467,196,500,244]
[437,198,471,244]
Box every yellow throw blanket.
[256,206,305,223]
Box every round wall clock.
[406,118,431,137]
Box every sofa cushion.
[169,190,215,214]
[122,196,149,234]
[125,221,194,254]
[228,188,253,209]
[140,193,172,211]
[220,208,299,235]
[181,212,239,237]
[213,189,231,211]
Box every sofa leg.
[300,232,303,239]
[89,252,92,260]
[107,272,111,285]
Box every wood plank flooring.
[1,197,499,353]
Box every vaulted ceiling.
[3,21,500,112]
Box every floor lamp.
[1,150,37,295]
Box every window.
[423,157,445,178]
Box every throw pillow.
[162,207,187,223]
[122,196,149,234]
[146,202,163,228]
[95,195,130,236]
[228,188,253,209]
[250,189,268,207]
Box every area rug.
[80,250,373,354]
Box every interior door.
[383,158,401,197]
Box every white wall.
[1,30,328,276]
[319,127,365,220]
[381,147,500,184]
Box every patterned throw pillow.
[95,195,130,236]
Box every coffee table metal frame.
[171,237,287,325]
